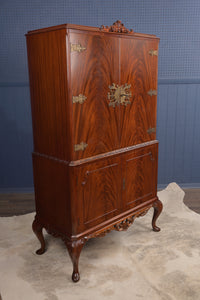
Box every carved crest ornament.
[100,20,134,34]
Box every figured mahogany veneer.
[26,21,162,283]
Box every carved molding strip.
[33,152,69,165]
[100,20,134,34]
[69,140,158,166]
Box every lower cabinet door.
[121,143,158,210]
[75,156,122,230]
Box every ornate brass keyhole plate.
[108,83,132,107]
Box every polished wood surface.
[122,143,158,210]
[120,38,159,147]
[76,156,121,229]
[70,32,120,159]
[152,199,163,232]
[32,153,72,236]
[26,21,162,282]
[26,29,71,161]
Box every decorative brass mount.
[149,49,158,56]
[100,20,134,34]
[74,142,88,152]
[72,94,87,104]
[147,127,156,134]
[71,43,86,53]
[148,90,157,96]
[108,83,132,107]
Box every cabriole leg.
[152,198,163,232]
[32,218,46,255]
[65,239,86,283]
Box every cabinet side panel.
[26,29,71,160]
[32,154,72,236]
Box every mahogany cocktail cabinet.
[26,20,163,282]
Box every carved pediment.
[100,20,134,34]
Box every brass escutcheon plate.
[108,83,132,107]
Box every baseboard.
[0,183,200,194]
[0,187,34,194]
[158,183,200,190]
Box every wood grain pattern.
[32,153,72,237]
[122,143,158,210]
[120,38,159,147]
[70,32,120,160]
[26,29,71,161]
[82,164,119,225]
[74,156,121,231]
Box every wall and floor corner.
[0,0,200,191]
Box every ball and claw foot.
[152,198,163,232]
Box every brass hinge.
[72,94,87,104]
[71,43,86,53]
[149,49,158,56]
[74,142,88,152]
[147,90,157,96]
[147,127,156,134]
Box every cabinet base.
[32,198,163,282]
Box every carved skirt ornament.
[108,83,132,107]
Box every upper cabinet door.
[69,31,120,160]
[120,37,159,148]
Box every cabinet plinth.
[26,21,162,282]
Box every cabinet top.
[26,20,159,40]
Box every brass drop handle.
[108,83,132,107]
